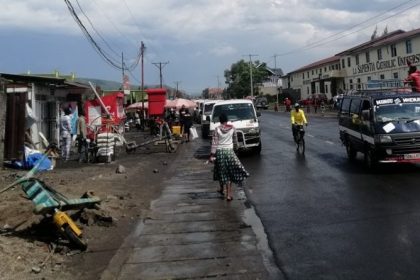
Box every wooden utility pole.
[140,42,146,118]
[152,61,169,88]
[173,81,181,99]
[244,54,258,97]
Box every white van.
[201,100,221,138]
[209,99,261,154]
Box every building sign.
[367,79,402,89]
[352,54,420,75]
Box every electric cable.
[276,0,420,56]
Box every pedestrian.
[134,110,141,130]
[210,113,249,201]
[284,97,291,112]
[76,110,88,163]
[404,62,420,92]
[183,109,193,142]
[179,104,188,135]
[60,107,72,161]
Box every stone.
[116,165,126,174]
[32,266,41,274]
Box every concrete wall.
[0,83,6,164]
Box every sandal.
[226,196,233,201]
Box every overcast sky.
[1,0,420,95]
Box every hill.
[75,78,135,91]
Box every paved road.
[242,111,420,280]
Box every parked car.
[255,96,268,110]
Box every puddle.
[242,203,284,280]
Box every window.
[393,72,398,79]
[367,76,371,81]
[357,78,361,89]
[380,74,385,80]
[350,99,361,114]
[340,98,351,115]
[349,79,353,90]
[325,84,329,93]
[366,52,370,63]
[347,57,351,67]
[377,48,382,60]
[324,67,327,72]
[302,73,304,79]
[312,70,314,75]
[355,54,359,65]
[342,59,345,68]
[307,72,309,78]
[406,40,412,54]
[391,44,397,57]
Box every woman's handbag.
[190,126,198,140]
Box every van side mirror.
[362,109,371,120]
[257,111,261,117]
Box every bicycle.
[293,124,305,154]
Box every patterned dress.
[211,124,249,185]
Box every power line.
[64,0,122,69]
[64,0,142,72]
[73,0,120,58]
[277,0,420,56]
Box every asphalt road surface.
[241,111,420,280]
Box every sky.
[1,0,420,96]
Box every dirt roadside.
[0,131,181,280]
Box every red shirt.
[405,70,420,92]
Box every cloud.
[1,0,420,92]
[210,45,237,57]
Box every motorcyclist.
[291,103,308,142]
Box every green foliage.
[224,60,271,99]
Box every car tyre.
[345,141,357,161]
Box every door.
[4,92,27,160]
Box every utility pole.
[273,54,279,70]
[244,54,258,97]
[140,42,146,119]
[121,52,125,85]
[273,54,280,106]
[152,61,169,88]
[173,81,181,100]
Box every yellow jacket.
[291,109,307,125]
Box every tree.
[224,60,271,99]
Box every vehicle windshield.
[204,103,216,114]
[212,103,256,122]
[375,103,420,123]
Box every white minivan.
[208,99,261,154]
[201,100,221,138]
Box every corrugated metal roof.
[0,73,65,84]
[290,56,340,74]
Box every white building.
[283,27,420,100]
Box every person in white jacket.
[60,107,72,161]
[210,113,249,201]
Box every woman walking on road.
[210,113,249,201]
